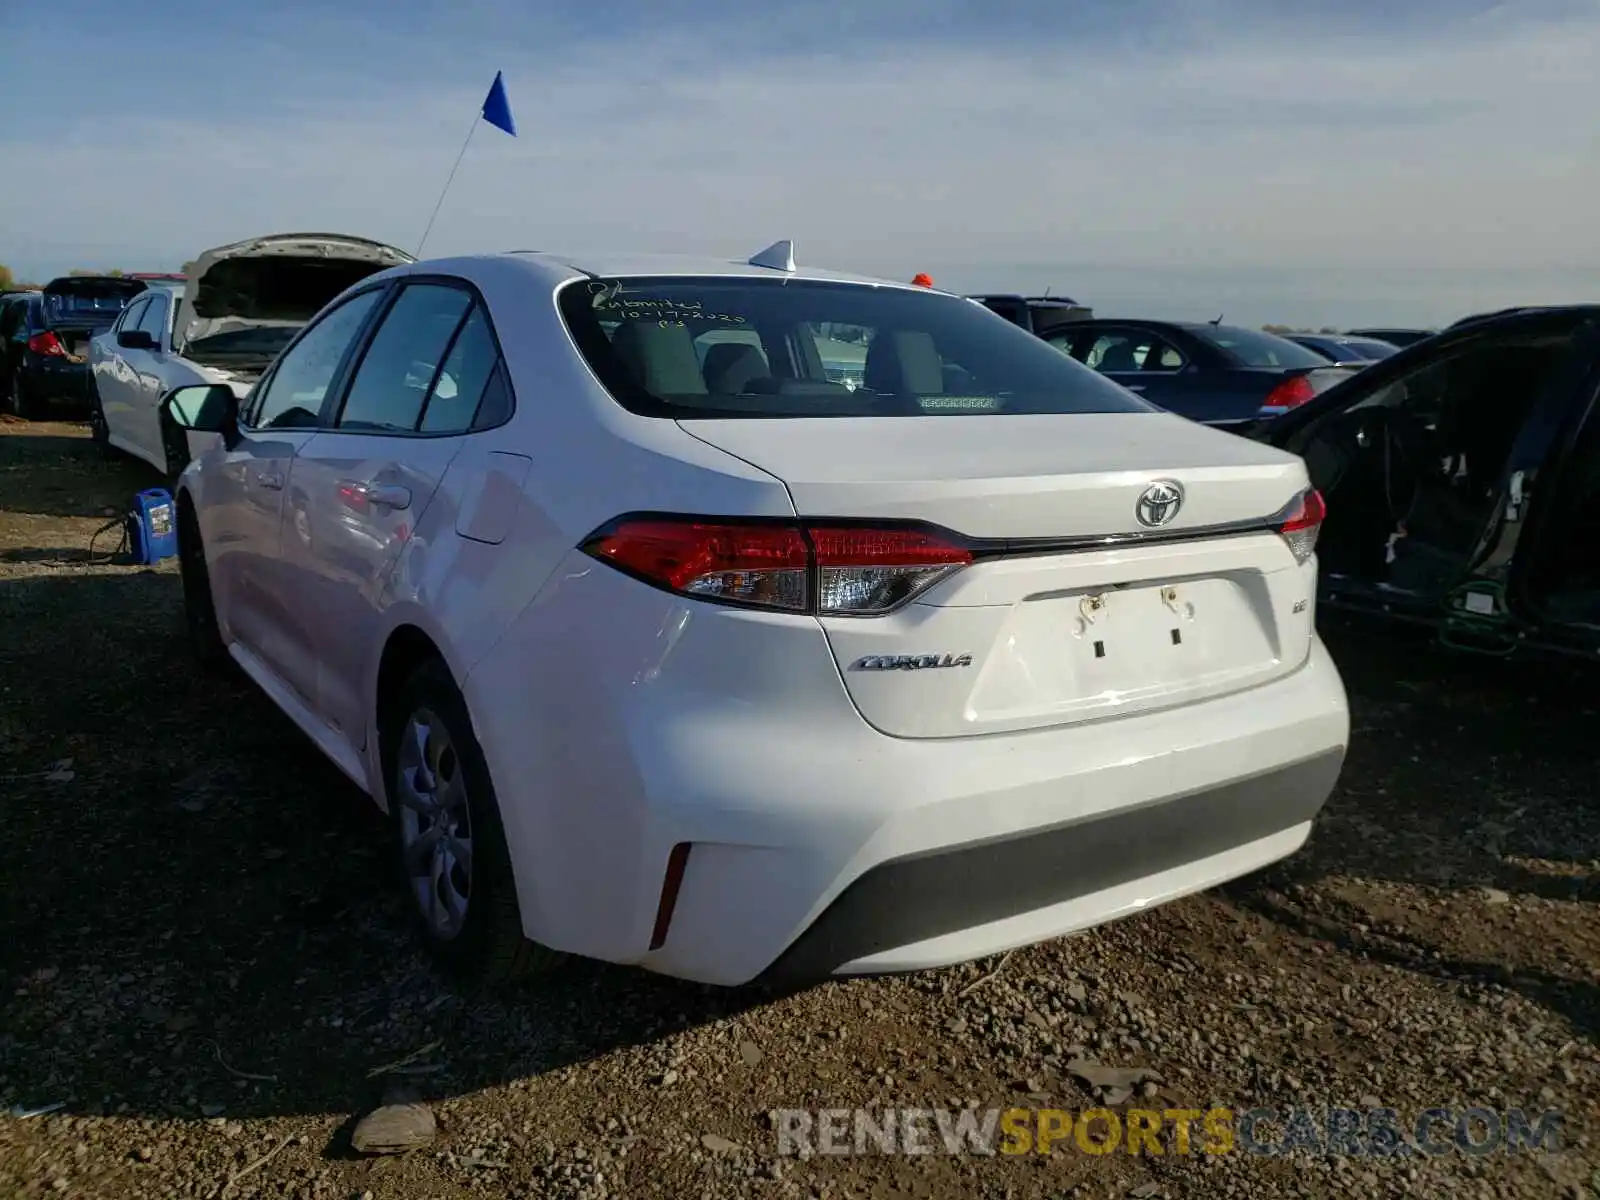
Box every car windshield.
[1196,325,1329,369]
[181,325,302,356]
[557,277,1155,418]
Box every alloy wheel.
[395,708,475,940]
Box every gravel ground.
[2,417,1597,1199]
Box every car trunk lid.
[680,413,1323,738]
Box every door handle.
[255,470,284,490]
[1124,384,1147,392]
[339,480,412,511]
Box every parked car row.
[86,233,413,474]
[11,233,1594,995]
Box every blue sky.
[1,0,1596,327]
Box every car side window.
[1083,330,1184,373]
[471,361,514,430]
[418,303,504,433]
[118,297,151,335]
[336,284,473,433]
[136,295,168,343]
[248,289,382,431]
[1045,330,1082,357]
[1145,337,1186,371]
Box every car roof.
[968,293,1088,308]
[439,249,937,293]
[1074,318,1247,333]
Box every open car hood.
[176,233,414,353]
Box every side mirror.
[163,384,238,438]
[117,329,158,351]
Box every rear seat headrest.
[610,320,708,394]
[702,341,770,393]
[864,330,945,394]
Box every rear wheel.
[382,658,561,986]
[177,506,230,675]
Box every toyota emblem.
[1135,480,1185,528]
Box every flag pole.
[415,109,483,258]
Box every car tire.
[160,413,191,480]
[88,382,114,456]
[177,505,231,675]
[382,657,561,986]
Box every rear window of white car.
[557,277,1155,418]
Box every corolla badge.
[850,653,973,671]
[1135,480,1185,528]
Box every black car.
[1045,319,1357,426]
[1,275,148,417]
[1249,304,1600,661]
[1288,334,1401,366]
[1344,326,1436,348]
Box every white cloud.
[2,3,1597,324]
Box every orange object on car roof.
[910,273,934,287]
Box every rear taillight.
[1273,489,1326,565]
[1257,374,1316,417]
[582,518,974,616]
[27,332,65,357]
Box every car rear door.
[282,279,508,745]
[1067,325,1208,416]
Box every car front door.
[1491,318,1600,638]
[283,280,508,744]
[204,287,386,706]
[97,296,148,443]
[127,291,175,460]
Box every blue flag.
[481,71,516,137]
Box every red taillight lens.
[1258,374,1316,417]
[27,332,65,357]
[1274,488,1326,565]
[582,518,973,615]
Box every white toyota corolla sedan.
[161,243,1350,988]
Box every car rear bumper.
[466,555,1350,987]
[753,747,1337,984]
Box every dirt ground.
[1,416,1597,1199]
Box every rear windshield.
[43,285,139,320]
[557,276,1155,418]
[1348,338,1399,359]
[1195,325,1329,369]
